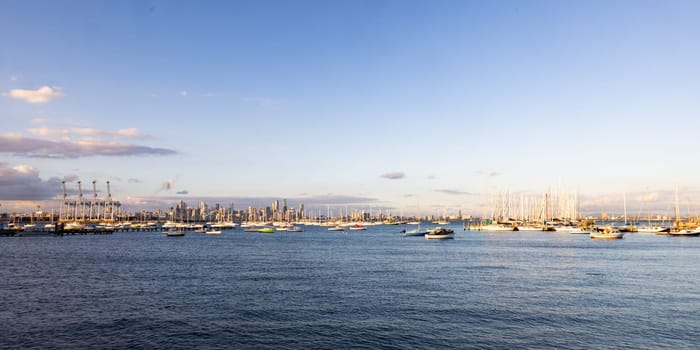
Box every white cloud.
[27,126,148,139]
[117,128,141,137]
[179,90,188,97]
[13,165,37,174]
[8,86,65,104]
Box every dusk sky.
[2,0,700,215]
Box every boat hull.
[403,230,427,236]
[669,231,700,237]
[425,234,454,240]
[590,233,624,239]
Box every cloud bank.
[0,134,177,158]
[8,86,65,104]
[0,163,63,200]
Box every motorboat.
[257,227,276,234]
[348,224,366,231]
[669,227,700,237]
[636,226,671,234]
[425,227,455,240]
[206,230,222,235]
[287,226,303,232]
[328,225,345,231]
[590,227,624,240]
[165,228,185,237]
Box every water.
[1,224,699,349]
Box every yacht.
[590,227,624,240]
[165,228,185,237]
[425,227,455,240]
[669,227,700,237]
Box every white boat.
[402,228,428,236]
[403,221,428,236]
[553,226,581,233]
[328,225,345,231]
[669,227,700,237]
[480,224,517,232]
[517,225,544,232]
[348,224,366,231]
[287,226,303,232]
[206,230,222,235]
[590,227,624,240]
[165,229,185,237]
[636,226,671,234]
[425,227,454,240]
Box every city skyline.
[2,1,700,214]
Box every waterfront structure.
[59,181,120,222]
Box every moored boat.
[402,228,428,236]
[348,224,366,231]
[328,225,345,231]
[425,227,455,240]
[636,226,671,234]
[590,227,624,240]
[165,228,185,237]
[257,227,276,234]
[669,227,700,237]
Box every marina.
[2,224,698,349]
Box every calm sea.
[1,224,698,349]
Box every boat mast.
[623,192,627,225]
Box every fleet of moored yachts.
[7,220,700,240]
[161,221,700,240]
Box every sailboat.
[618,192,637,232]
[402,220,428,236]
[403,204,428,236]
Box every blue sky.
[2,0,700,215]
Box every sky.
[1,0,700,216]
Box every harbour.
[1,225,698,349]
